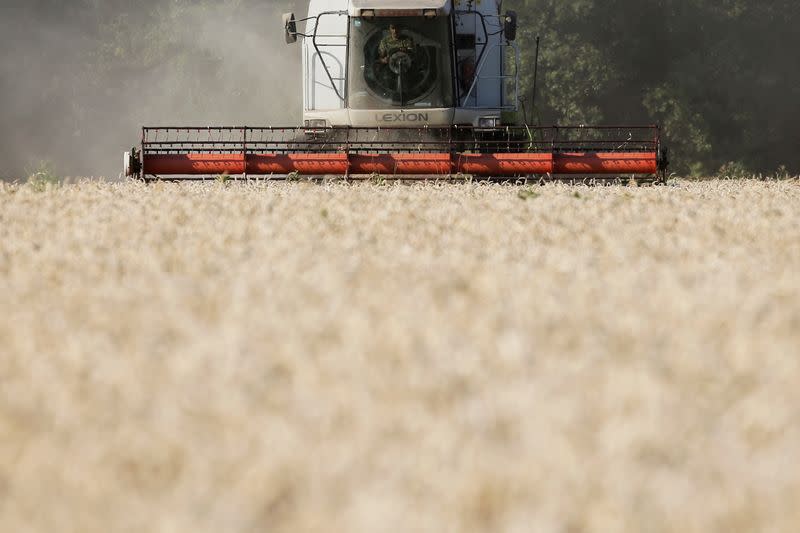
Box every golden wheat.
[1,179,799,533]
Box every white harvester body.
[124,1,668,183]
[291,0,518,128]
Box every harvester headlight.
[423,9,438,18]
[304,119,329,129]
[478,117,501,129]
[360,9,375,19]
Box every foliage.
[510,0,800,175]
[717,161,752,180]
[26,161,61,191]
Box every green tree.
[510,0,800,174]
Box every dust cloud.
[0,1,307,180]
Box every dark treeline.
[1,0,798,177]
[513,0,800,175]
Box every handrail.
[310,11,349,102]
[462,40,519,110]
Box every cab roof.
[349,0,452,16]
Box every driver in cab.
[378,24,414,65]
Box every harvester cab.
[125,0,668,183]
[285,0,519,130]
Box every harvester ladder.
[456,11,520,111]
[310,11,349,103]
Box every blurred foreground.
[1,180,799,532]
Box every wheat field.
[1,179,799,533]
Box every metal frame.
[453,10,519,111]
[139,125,661,155]
[292,11,350,103]
[131,125,666,183]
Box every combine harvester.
[124,0,668,183]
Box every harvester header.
[124,0,668,183]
